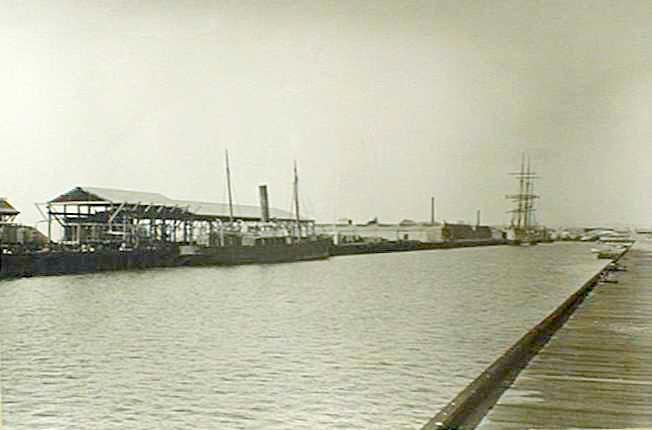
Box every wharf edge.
[420,251,624,430]
[0,239,506,280]
[477,244,652,428]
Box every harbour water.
[0,243,605,429]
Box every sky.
[1,0,651,228]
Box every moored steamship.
[176,155,330,266]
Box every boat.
[597,230,635,245]
[596,246,627,259]
[177,154,330,266]
[600,273,619,283]
[178,235,330,265]
[505,155,552,246]
[606,262,627,272]
[505,227,540,246]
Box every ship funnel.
[258,185,270,222]
[430,197,435,224]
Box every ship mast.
[524,156,532,229]
[225,149,234,223]
[517,153,525,228]
[506,153,539,232]
[523,155,530,229]
[293,161,301,239]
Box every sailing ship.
[176,152,331,266]
[505,155,541,245]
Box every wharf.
[329,239,507,256]
[476,243,652,429]
[1,239,508,280]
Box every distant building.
[316,221,504,244]
[0,198,48,249]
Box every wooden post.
[47,205,52,245]
[123,208,127,246]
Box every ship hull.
[0,239,331,279]
[0,248,178,279]
[177,239,331,266]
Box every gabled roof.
[49,186,299,221]
[0,198,19,215]
[50,187,172,206]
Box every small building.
[0,198,19,223]
[0,198,48,249]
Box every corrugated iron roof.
[173,199,295,221]
[49,186,298,221]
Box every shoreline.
[0,239,511,281]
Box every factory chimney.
[259,185,270,222]
[476,209,481,227]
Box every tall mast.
[225,149,234,222]
[528,179,535,228]
[517,153,525,228]
[524,155,531,229]
[527,155,535,228]
[293,161,301,238]
[506,153,539,231]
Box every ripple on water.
[0,243,605,429]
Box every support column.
[47,205,52,245]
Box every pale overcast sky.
[1,1,651,228]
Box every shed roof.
[0,198,19,215]
[49,186,299,221]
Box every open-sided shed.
[45,186,309,246]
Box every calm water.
[0,243,605,429]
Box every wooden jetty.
[476,245,652,429]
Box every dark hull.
[177,239,331,266]
[1,238,509,280]
[0,240,331,279]
[0,249,177,279]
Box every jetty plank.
[477,245,652,429]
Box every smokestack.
[259,185,270,222]
[476,209,481,227]
[430,197,435,224]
